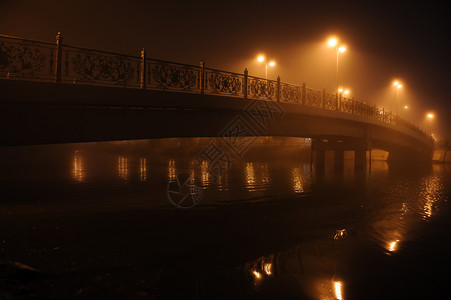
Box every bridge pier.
[311,138,370,170]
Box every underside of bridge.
[0,79,433,166]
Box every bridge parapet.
[0,32,432,145]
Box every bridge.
[0,33,434,167]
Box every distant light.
[338,46,346,53]
[328,38,338,47]
[388,240,399,252]
[344,90,349,95]
[338,88,343,92]
[269,61,276,67]
[257,56,265,62]
[427,113,434,119]
[263,263,272,275]
[397,84,402,89]
[252,270,262,279]
[393,81,399,86]
[404,105,408,109]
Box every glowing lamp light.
[338,46,346,53]
[257,56,265,62]
[328,38,338,47]
[269,61,276,67]
[393,81,399,86]
[427,113,434,119]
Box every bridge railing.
[0,33,432,141]
[146,58,201,93]
[0,34,56,82]
[204,68,244,97]
[61,44,141,88]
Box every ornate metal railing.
[204,68,243,97]
[0,33,431,140]
[0,35,55,82]
[61,45,141,87]
[280,82,301,103]
[247,76,276,101]
[147,58,201,92]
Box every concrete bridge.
[0,33,434,167]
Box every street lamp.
[338,88,350,98]
[328,38,346,94]
[427,113,434,135]
[257,55,276,79]
[393,81,402,116]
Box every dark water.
[0,138,450,299]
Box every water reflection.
[291,167,304,193]
[139,158,148,181]
[244,162,271,192]
[168,159,176,181]
[72,151,85,182]
[245,162,256,191]
[419,176,443,219]
[117,155,128,181]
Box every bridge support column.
[334,149,344,169]
[355,150,366,169]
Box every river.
[0,137,450,299]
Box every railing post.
[140,48,147,89]
[302,82,306,105]
[200,60,205,95]
[337,93,341,111]
[243,68,248,99]
[276,76,280,102]
[55,32,63,83]
[352,97,355,114]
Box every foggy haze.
[1,0,449,139]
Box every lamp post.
[257,56,276,79]
[393,81,402,116]
[328,38,346,94]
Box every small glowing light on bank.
[253,270,262,279]
[257,55,265,62]
[269,61,276,67]
[338,46,346,53]
[427,113,434,119]
[263,263,272,275]
[334,281,343,300]
[388,240,399,252]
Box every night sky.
[1,0,450,140]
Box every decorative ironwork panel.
[247,77,276,100]
[280,83,301,103]
[204,69,243,97]
[324,93,337,110]
[148,59,200,92]
[354,102,366,116]
[374,107,384,121]
[340,98,353,113]
[305,88,322,107]
[62,46,140,87]
[0,36,55,81]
